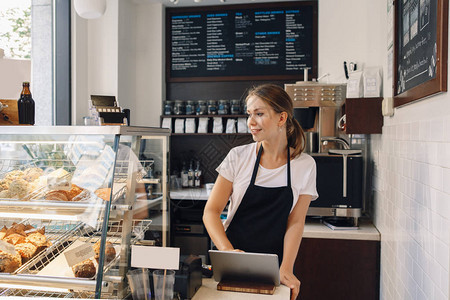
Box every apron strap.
[287,146,291,188]
[250,144,264,186]
[250,144,292,187]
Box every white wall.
[372,2,450,300]
[72,0,163,126]
[318,0,385,83]
[73,1,450,299]
[0,56,31,99]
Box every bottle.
[194,160,202,187]
[18,81,35,125]
[188,160,194,187]
[181,162,189,188]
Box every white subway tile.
[434,238,449,271]
[429,118,444,142]
[443,116,450,142]
[443,168,450,195]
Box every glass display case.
[0,126,170,298]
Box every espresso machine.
[285,82,363,225]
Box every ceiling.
[133,0,299,8]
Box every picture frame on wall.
[394,0,448,107]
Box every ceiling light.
[194,0,202,2]
[74,0,107,19]
[220,0,226,2]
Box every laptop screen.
[209,250,280,286]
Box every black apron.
[226,144,293,263]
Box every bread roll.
[15,242,37,263]
[72,259,96,278]
[0,250,22,273]
[45,191,69,201]
[93,241,116,264]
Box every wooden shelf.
[345,98,383,134]
[161,114,248,118]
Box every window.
[0,0,70,125]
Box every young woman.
[203,84,318,300]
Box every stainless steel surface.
[328,149,362,198]
[321,136,351,150]
[307,207,362,219]
[305,131,318,153]
[0,274,102,291]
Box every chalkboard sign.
[394,0,448,107]
[166,1,318,82]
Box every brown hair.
[245,84,306,158]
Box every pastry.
[93,241,116,264]
[0,250,22,273]
[0,226,7,240]
[15,242,37,263]
[45,190,69,201]
[22,168,44,182]
[72,259,96,278]
[44,184,85,201]
[95,188,111,201]
[4,233,26,245]
[66,184,83,201]
[8,179,29,199]
[26,232,52,252]
[0,190,10,199]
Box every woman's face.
[246,95,281,142]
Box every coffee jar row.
[164,99,245,116]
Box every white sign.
[64,243,95,267]
[131,246,180,270]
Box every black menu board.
[396,0,437,94]
[166,1,318,82]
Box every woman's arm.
[202,175,235,251]
[280,194,312,300]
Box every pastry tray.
[0,219,152,297]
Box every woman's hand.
[280,268,300,300]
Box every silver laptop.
[209,250,280,286]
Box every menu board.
[166,2,317,82]
[396,0,438,94]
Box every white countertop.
[170,188,209,200]
[303,219,380,241]
[192,278,290,300]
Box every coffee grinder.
[284,81,346,153]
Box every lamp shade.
[74,0,107,19]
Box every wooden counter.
[192,278,290,300]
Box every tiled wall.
[371,115,450,300]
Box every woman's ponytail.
[287,117,305,158]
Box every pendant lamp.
[74,0,107,19]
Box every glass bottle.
[194,160,202,187]
[18,81,35,125]
[188,160,194,187]
[181,162,189,188]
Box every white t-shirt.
[216,142,318,230]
